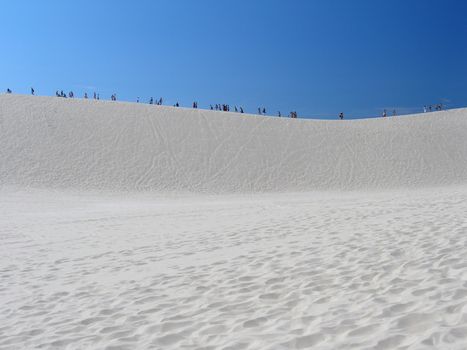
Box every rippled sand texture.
[1,188,467,350]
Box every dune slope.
[1,94,466,192]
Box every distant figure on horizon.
[93,92,97,100]
[240,107,244,113]
[60,90,66,98]
[382,109,387,118]
[210,104,213,110]
[339,112,344,120]
[429,105,432,112]
[262,108,266,115]
[193,101,198,108]
[31,87,35,95]
[68,91,74,98]
[393,109,396,116]
[423,105,427,113]
[175,102,179,107]
[84,92,88,99]
[97,93,100,100]
[159,97,163,105]
[258,107,261,115]
[278,111,281,117]
[149,97,153,104]
[6,88,12,93]
[234,106,238,112]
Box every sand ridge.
[1,94,466,193]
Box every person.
[6,88,12,93]
[93,92,97,100]
[423,105,427,113]
[210,104,213,110]
[240,107,244,113]
[262,108,266,115]
[278,111,281,117]
[382,109,387,118]
[97,93,100,100]
[393,109,396,116]
[234,106,238,112]
[193,101,197,108]
[429,105,432,112]
[149,97,153,104]
[84,92,88,99]
[159,97,163,105]
[56,91,60,97]
[175,102,179,107]
[258,107,261,115]
[339,112,344,120]
[69,91,74,98]
[31,87,35,95]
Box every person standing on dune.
[339,112,344,120]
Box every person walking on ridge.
[339,112,344,120]
[31,87,35,95]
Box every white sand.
[1,94,466,192]
[1,95,467,349]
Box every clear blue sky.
[1,0,466,119]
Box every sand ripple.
[1,188,467,349]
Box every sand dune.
[1,94,466,192]
[1,94,467,349]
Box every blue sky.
[1,0,466,119]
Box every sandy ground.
[2,95,467,349]
[2,187,467,350]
